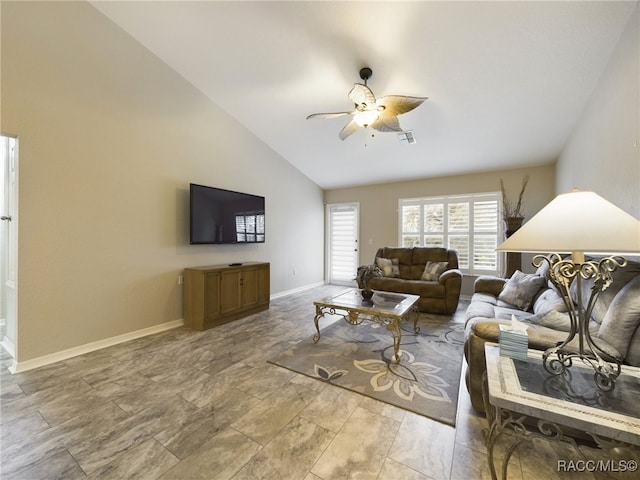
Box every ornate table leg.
[345,310,362,325]
[411,305,420,334]
[383,317,403,363]
[483,407,528,480]
[313,305,325,342]
[482,372,527,480]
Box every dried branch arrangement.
[500,174,530,220]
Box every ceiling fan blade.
[377,95,427,116]
[339,119,361,140]
[306,111,353,120]
[369,114,403,133]
[348,83,377,108]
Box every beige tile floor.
[0,285,631,479]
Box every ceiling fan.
[307,67,427,141]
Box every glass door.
[1,135,18,364]
[326,203,359,286]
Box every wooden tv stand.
[183,262,270,330]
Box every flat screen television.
[190,183,265,244]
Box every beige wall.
[1,2,324,363]
[556,3,639,217]
[324,164,556,294]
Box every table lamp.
[497,189,640,390]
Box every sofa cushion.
[597,275,640,361]
[369,277,445,298]
[525,310,601,337]
[527,309,572,331]
[421,261,448,281]
[626,328,640,366]
[376,257,400,277]
[464,301,498,323]
[498,270,546,311]
[532,288,568,316]
[411,247,452,280]
[494,306,533,321]
[412,247,450,264]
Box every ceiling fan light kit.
[354,110,380,127]
[307,67,427,141]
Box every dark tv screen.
[190,183,265,244]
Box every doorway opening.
[1,134,18,366]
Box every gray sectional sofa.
[463,257,640,413]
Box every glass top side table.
[483,343,640,480]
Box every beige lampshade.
[497,190,640,254]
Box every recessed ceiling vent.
[398,130,416,144]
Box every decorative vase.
[504,216,524,238]
[361,289,374,300]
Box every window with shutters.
[399,193,502,275]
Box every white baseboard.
[270,281,326,300]
[8,319,184,374]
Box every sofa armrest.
[474,275,506,296]
[439,268,462,284]
[464,318,509,413]
[464,316,582,413]
[440,268,462,315]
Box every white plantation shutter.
[473,199,499,270]
[400,203,421,247]
[327,204,359,285]
[399,193,502,275]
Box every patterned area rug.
[268,315,465,426]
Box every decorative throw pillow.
[376,257,400,277]
[498,270,546,311]
[532,288,568,316]
[421,261,448,281]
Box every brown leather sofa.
[463,259,640,413]
[368,247,462,314]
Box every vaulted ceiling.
[91,1,637,189]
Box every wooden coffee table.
[313,289,420,362]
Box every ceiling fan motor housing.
[359,67,373,82]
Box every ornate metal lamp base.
[534,254,625,391]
